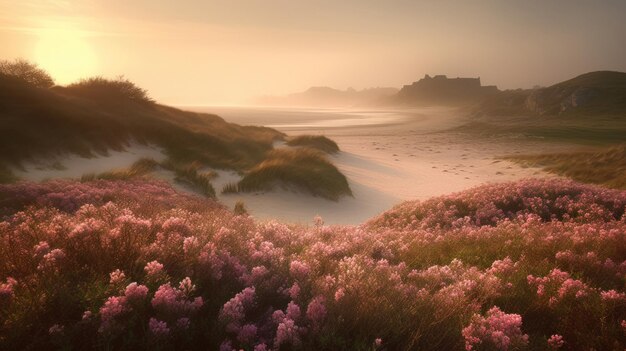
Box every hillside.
[256,86,398,107]
[474,71,626,117]
[0,72,351,199]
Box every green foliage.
[0,59,54,88]
[286,135,340,154]
[237,148,352,200]
[65,76,154,105]
[161,160,217,198]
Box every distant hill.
[256,86,398,107]
[391,74,500,106]
[474,71,626,117]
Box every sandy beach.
[192,106,558,224]
[14,106,559,225]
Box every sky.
[1,0,626,105]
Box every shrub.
[237,148,352,200]
[65,76,154,104]
[286,135,340,154]
[0,59,54,88]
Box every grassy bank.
[0,62,352,199]
[506,144,626,189]
[233,148,352,200]
[286,135,340,154]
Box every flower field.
[0,179,625,350]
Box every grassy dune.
[286,135,340,154]
[507,144,626,189]
[0,74,282,173]
[0,67,352,200]
[234,148,352,200]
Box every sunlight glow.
[33,26,97,84]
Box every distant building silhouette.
[396,74,499,105]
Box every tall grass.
[161,160,217,198]
[0,71,283,175]
[236,148,352,200]
[507,144,626,189]
[80,158,160,181]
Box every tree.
[0,59,55,88]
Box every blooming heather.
[0,178,625,349]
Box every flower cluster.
[0,178,625,349]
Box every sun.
[33,27,97,85]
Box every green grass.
[506,144,626,189]
[80,158,159,181]
[455,113,626,145]
[236,148,352,200]
[0,74,283,173]
[286,135,340,154]
[0,64,355,199]
[160,160,217,198]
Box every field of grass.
[0,178,624,350]
[507,144,626,189]
[286,135,340,154]
[235,148,352,201]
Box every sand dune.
[14,107,558,225]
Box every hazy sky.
[1,0,626,105]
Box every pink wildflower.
[149,318,170,337]
[547,334,564,349]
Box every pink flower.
[149,318,170,337]
[374,338,382,347]
[547,334,564,349]
[0,277,17,299]
[289,260,310,280]
[288,282,301,299]
[124,282,149,302]
[33,241,50,256]
[48,324,64,335]
[275,318,300,348]
[462,306,528,351]
[237,323,257,344]
[99,296,126,333]
[144,260,164,276]
[306,296,327,331]
[109,269,126,285]
[334,288,345,301]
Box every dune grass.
[0,73,283,175]
[286,135,340,154]
[80,158,160,182]
[506,144,626,189]
[161,160,217,198]
[236,148,352,200]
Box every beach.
[188,106,557,224]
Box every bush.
[65,76,154,104]
[237,148,352,200]
[286,135,340,154]
[0,59,54,88]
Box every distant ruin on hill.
[395,74,499,106]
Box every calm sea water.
[182,106,406,132]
